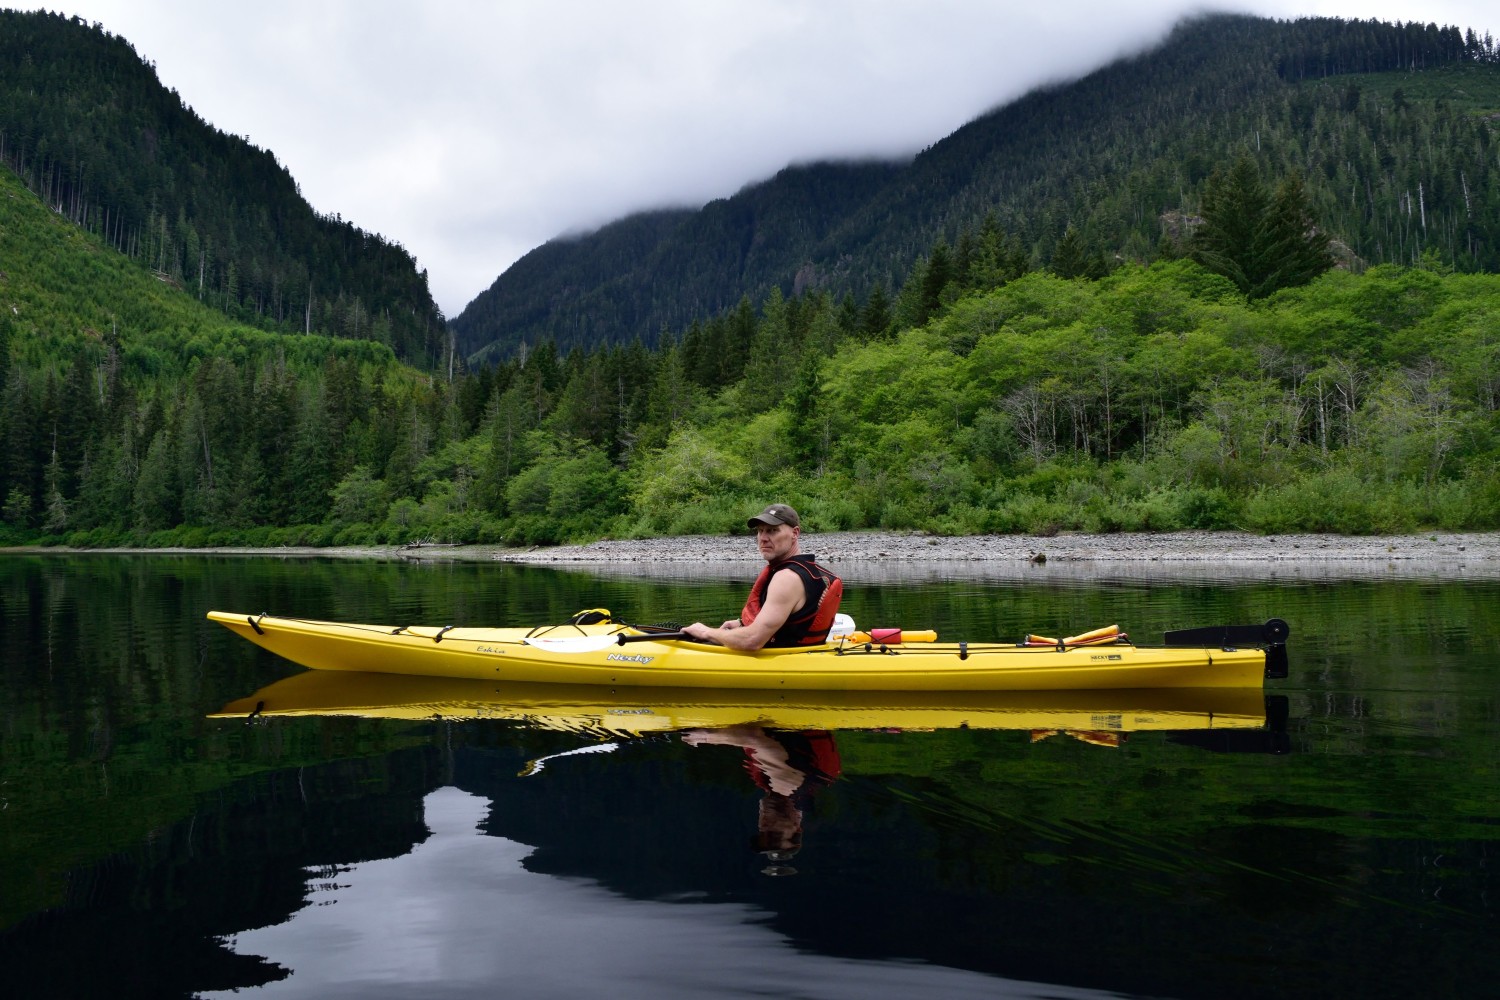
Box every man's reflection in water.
[681,725,842,876]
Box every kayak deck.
[207,611,1286,691]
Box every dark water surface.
[1,554,1496,999]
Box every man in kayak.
[682,503,843,649]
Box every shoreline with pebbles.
[488,529,1500,582]
[12,529,1500,582]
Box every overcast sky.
[37,1,1500,317]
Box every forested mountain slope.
[0,161,449,544]
[0,9,448,365]
[452,14,1500,361]
[4,10,1500,550]
[6,138,1500,549]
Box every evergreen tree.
[550,347,619,447]
[1050,225,1107,280]
[803,296,844,357]
[837,293,861,337]
[719,297,758,387]
[860,285,893,340]
[2,370,40,515]
[642,341,696,440]
[1253,172,1334,296]
[1192,159,1270,294]
[921,242,955,319]
[784,354,825,471]
[0,312,10,504]
[739,288,798,412]
[1192,159,1331,299]
[680,319,714,387]
[132,430,179,531]
[42,449,69,536]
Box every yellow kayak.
[207,611,1289,691]
[210,668,1273,736]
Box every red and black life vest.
[740,554,843,647]
[743,730,843,797]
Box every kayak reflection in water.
[682,724,842,875]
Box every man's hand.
[682,621,717,643]
[681,571,804,650]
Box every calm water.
[1,553,1497,999]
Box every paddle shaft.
[616,630,692,644]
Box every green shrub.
[1123,486,1239,531]
[332,523,377,547]
[927,503,993,536]
[1240,469,1427,533]
[472,519,510,545]
[504,513,562,546]
[663,494,749,537]
[795,491,866,532]
[1433,467,1500,529]
[63,526,127,548]
[979,491,1068,534]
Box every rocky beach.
[23,530,1500,582]
[482,529,1500,583]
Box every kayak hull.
[207,611,1273,691]
[211,668,1273,735]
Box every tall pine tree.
[1192,159,1332,299]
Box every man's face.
[755,522,799,562]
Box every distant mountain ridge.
[455,159,904,364]
[0,9,448,365]
[452,13,1500,361]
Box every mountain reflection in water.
[5,555,1497,999]
[201,786,1120,1000]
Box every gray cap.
[747,504,800,528]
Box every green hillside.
[0,161,452,545]
[3,11,1500,549]
[5,144,1500,548]
[452,14,1500,361]
[0,9,447,365]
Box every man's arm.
[682,569,804,650]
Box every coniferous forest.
[2,10,1500,548]
[0,11,449,366]
[452,14,1500,361]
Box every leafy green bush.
[1239,469,1425,533]
[630,429,751,532]
[332,523,378,547]
[661,495,750,537]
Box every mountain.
[451,14,1500,361]
[0,9,447,365]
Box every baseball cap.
[747,503,800,528]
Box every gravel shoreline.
[14,529,1500,581]
[488,529,1500,582]
[495,529,1496,563]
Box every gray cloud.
[42,1,1500,315]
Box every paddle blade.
[1163,619,1290,648]
[520,635,622,654]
